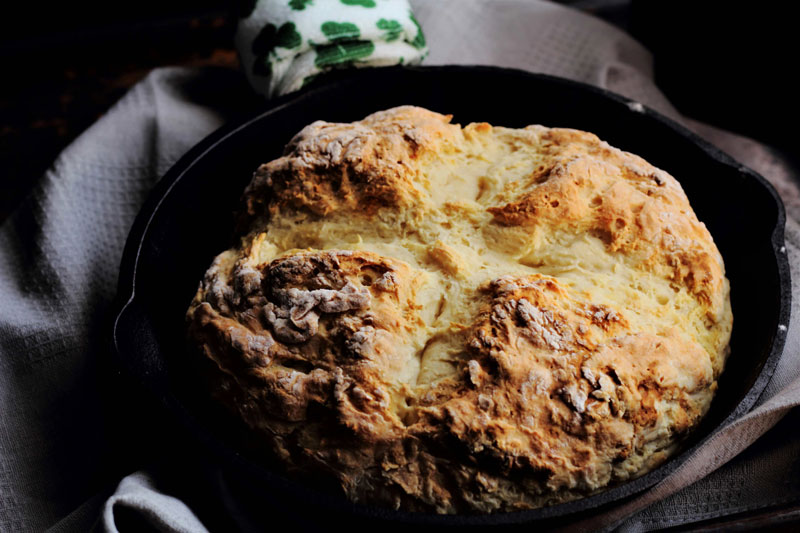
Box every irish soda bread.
[186,106,732,513]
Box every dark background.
[1,0,799,223]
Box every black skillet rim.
[111,65,791,527]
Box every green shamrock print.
[251,22,301,78]
[321,21,360,42]
[289,0,313,9]
[409,13,426,49]
[341,0,376,7]
[376,18,403,42]
[252,21,302,55]
[315,40,375,68]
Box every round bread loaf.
[186,106,732,513]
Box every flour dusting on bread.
[186,106,732,513]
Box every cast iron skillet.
[112,66,790,530]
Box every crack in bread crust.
[186,106,732,513]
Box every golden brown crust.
[486,128,724,311]
[242,106,462,222]
[188,249,425,436]
[186,106,732,513]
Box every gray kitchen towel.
[0,68,249,532]
[0,1,797,532]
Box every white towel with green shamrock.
[236,0,427,98]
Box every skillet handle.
[112,297,170,398]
